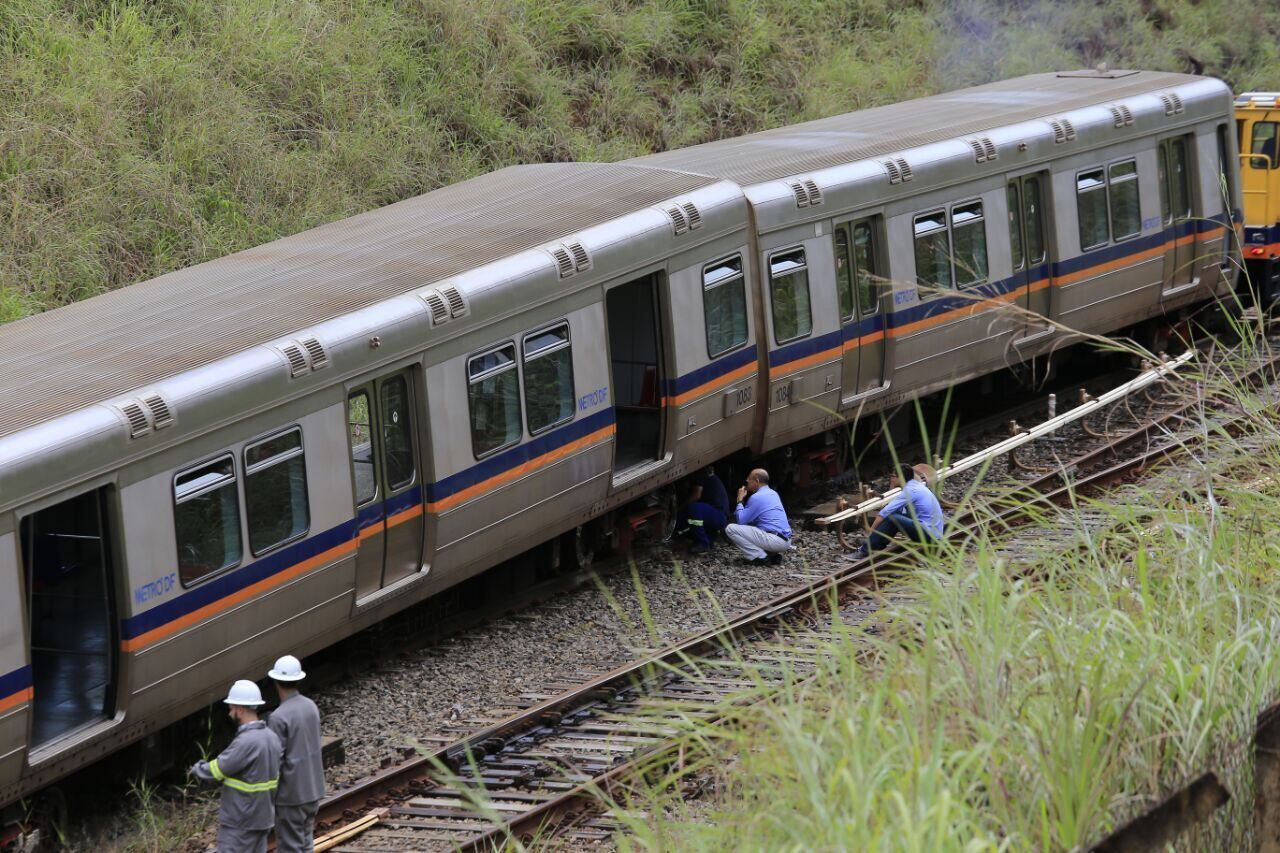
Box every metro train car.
[0,68,1241,814]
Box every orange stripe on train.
[0,688,32,713]
[769,345,842,380]
[426,424,616,514]
[120,539,359,653]
[669,363,757,406]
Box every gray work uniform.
[193,719,283,853]
[267,693,326,853]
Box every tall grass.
[2,0,1279,321]
[602,342,1280,849]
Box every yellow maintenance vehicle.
[1236,91,1280,303]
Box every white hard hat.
[268,654,306,682]
[223,679,265,707]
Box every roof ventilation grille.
[141,393,173,430]
[1050,119,1076,144]
[299,336,328,370]
[801,178,823,205]
[665,205,689,234]
[1160,93,1184,115]
[969,138,997,163]
[120,401,151,439]
[680,201,703,230]
[550,246,576,279]
[883,160,902,185]
[422,290,450,325]
[281,342,310,378]
[440,285,468,318]
[788,181,811,208]
[567,241,591,273]
[895,158,913,181]
[1110,105,1134,127]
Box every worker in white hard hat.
[265,654,325,853]
[191,680,283,853]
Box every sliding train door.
[20,487,118,749]
[1160,134,1199,296]
[347,370,426,602]
[606,273,667,476]
[1008,171,1055,346]
[836,216,887,403]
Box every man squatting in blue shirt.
[725,468,793,565]
[852,463,945,559]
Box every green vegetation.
[594,333,1280,849]
[2,0,1280,322]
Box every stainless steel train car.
[0,68,1241,812]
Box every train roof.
[629,70,1205,185]
[0,68,1221,443]
[0,162,716,440]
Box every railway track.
[310,341,1279,851]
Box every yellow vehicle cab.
[1235,91,1280,301]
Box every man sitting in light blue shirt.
[725,468,793,565]
[852,463,944,560]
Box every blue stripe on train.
[425,407,615,505]
[665,346,757,397]
[0,665,31,699]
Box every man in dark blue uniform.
[673,466,730,552]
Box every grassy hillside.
[1,0,1279,323]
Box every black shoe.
[747,557,770,565]
[848,545,869,561]
[768,553,783,565]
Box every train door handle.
[825,374,834,390]
[686,416,697,434]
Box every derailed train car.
[0,69,1241,812]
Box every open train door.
[606,272,667,478]
[1009,171,1055,349]
[19,486,119,751]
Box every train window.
[244,427,310,555]
[522,323,574,435]
[768,247,812,343]
[950,201,988,288]
[834,226,855,322]
[1108,160,1140,241]
[468,344,522,457]
[913,211,952,292]
[1007,184,1024,272]
[174,455,242,586]
[1076,168,1109,250]
[1251,122,1278,169]
[1022,176,1046,265]
[852,220,880,316]
[347,390,376,506]
[703,255,749,356]
[380,376,415,490]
